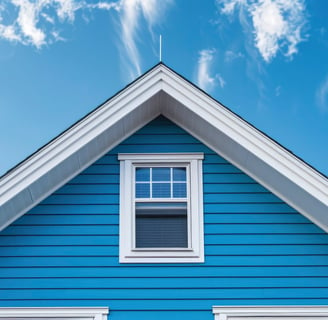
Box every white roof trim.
[0,63,327,232]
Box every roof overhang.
[1,63,327,232]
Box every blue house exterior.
[1,64,328,320]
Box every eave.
[0,63,327,232]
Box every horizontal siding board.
[205,233,328,244]
[69,174,119,184]
[122,134,201,144]
[3,276,328,289]
[203,173,256,183]
[55,184,119,195]
[82,164,119,175]
[1,116,328,316]
[204,154,229,164]
[1,244,328,257]
[0,225,119,236]
[0,235,119,246]
[204,213,309,224]
[203,164,242,174]
[3,299,328,310]
[1,266,328,278]
[1,234,328,246]
[41,194,119,205]
[111,144,209,154]
[203,183,269,193]
[7,224,321,237]
[1,255,328,267]
[0,245,118,256]
[205,223,322,234]
[3,300,328,310]
[15,214,119,225]
[30,204,119,214]
[204,203,297,213]
[2,288,328,300]
[204,193,283,203]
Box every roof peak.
[1,62,327,233]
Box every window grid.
[135,166,187,200]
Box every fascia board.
[158,66,328,232]
[0,68,163,203]
[0,66,165,231]
[159,67,328,206]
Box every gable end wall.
[0,117,328,320]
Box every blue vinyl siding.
[1,116,328,320]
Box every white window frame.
[0,308,109,320]
[118,153,204,263]
[212,306,328,320]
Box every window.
[212,306,328,320]
[118,153,204,263]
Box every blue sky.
[0,0,327,176]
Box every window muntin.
[135,167,187,199]
[118,153,204,263]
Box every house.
[1,63,328,320]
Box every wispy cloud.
[118,0,172,79]
[0,0,110,48]
[316,75,328,112]
[0,0,172,79]
[196,49,225,92]
[217,0,307,62]
[224,50,244,62]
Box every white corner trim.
[212,306,328,319]
[0,307,109,320]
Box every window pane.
[136,183,150,198]
[173,167,186,181]
[136,202,188,248]
[136,168,150,181]
[152,167,170,181]
[173,182,187,198]
[152,183,170,198]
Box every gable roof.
[0,63,327,232]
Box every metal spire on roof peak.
[159,35,162,62]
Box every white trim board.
[0,307,109,320]
[118,153,204,263]
[0,63,327,232]
[212,306,328,319]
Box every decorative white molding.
[119,153,204,263]
[212,306,328,320]
[0,307,109,320]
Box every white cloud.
[196,49,225,92]
[217,0,306,62]
[316,75,328,112]
[0,0,172,79]
[225,50,244,62]
[0,0,88,48]
[216,74,226,88]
